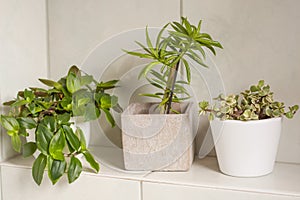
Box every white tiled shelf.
[0,146,299,200]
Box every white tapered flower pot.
[211,117,282,177]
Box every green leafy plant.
[199,80,299,121]
[125,17,222,114]
[0,66,121,185]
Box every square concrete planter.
[121,102,196,171]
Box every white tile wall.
[143,182,300,200]
[183,0,300,163]
[1,166,141,200]
[0,0,48,161]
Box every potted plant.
[0,66,120,185]
[121,17,222,171]
[199,80,298,177]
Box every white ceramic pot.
[211,117,282,177]
[27,117,90,158]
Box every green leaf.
[155,23,169,49]
[66,73,81,93]
[182,58,191,83]
[172,21,188,35]
[22,142,37,157]
[102,109,115,127]
[57,113,71,125]
[49,128,66,161]
[100,95,113,109]
[80,75,93,86]
[68,156,82,183]
[0,115,20,131]
[11,100,28,107]
[140,93,162,99]
[18,117,37,129]
[24,89,35,101]
[83,103,99,121]
[83,151,100,173]
[42,116,57,132]
[39,79,62,90]
[145,26,157,58]
[36,124,53,155]
[76,127,87,150]
[138,61,161,79]
[48,158,66,185]
[63,125,81,151]
[32,153,47,185]
[68,65,80,75]
[11,134,22,152]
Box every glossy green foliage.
[199,80,299,121]
[125,17,222,113]
[0,65,121,185]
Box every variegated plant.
[125,17,222,114]
[199,80,298,121]
[0,66,121,185]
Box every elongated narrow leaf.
[140,93,162,99]
[135,41,152,55]
[138,61,160,79]
[39,79,62,90]
[49,128,65,161]
[49,158,66,185]
[63,125,80,151]
[32,153,47,185]
[172,21,188,35]
[11,100,28,107]
[36,124,53,155]
[124,50,153,59]
[182,17,192,34]
[182,58,191,84]
[102,109,115,127]
[68,156,82,183]
[145,26,157,57]
[155,23,169,49]
[23,142,37,157]
[83,151,100,173]
[97,80,119,90]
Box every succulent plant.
[199,80,298,121]
[125,17,222,114]
[0,66,121,185]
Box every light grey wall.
[0,0,48,161]
[183,0,300,163]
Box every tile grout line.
[0,167,3,200]
[45,0,51,79]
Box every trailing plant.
[199,80,299,121]
[125,17,222,114]
[0,66,121,185]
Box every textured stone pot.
[121,102,196,171]
[211,117,282,177]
